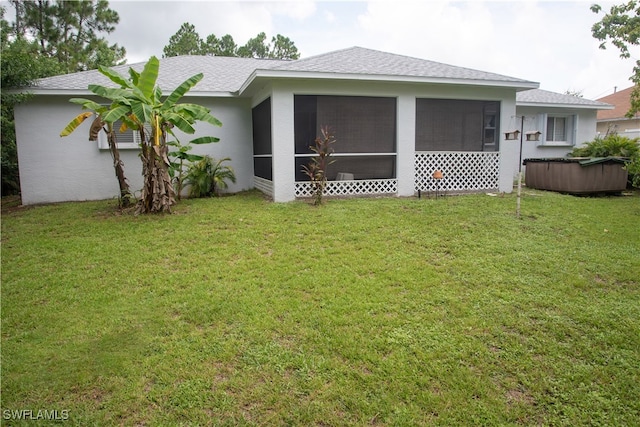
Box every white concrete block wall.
[15,96,144,205]
[498,94,520,192]
[15,95,255,205]
[515,106,600,163]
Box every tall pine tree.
[10,0,125,73]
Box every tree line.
[162,22,300,60]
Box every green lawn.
[2,190,639,426]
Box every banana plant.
[60,104,134,208]
[62,56,221,213]
[168,134,219,200]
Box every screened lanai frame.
[251,94,503,199]
[414,98,502,194]
[293,94,399,197]
[252,97,274,196]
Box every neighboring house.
[516,89,612,162]
[13,47,611,205]
[595,86,640,139]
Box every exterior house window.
[294,95,397,181]
[547,116,566,141]
[97,118,143,150]
[540,114,576,146]
[415,99,500,152]
[252,97,272,180]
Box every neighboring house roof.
[27,46,538,97]
[596,86,639,120]
[516,89,613,110]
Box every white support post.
[270,86,296,202]
[396,95,416,197]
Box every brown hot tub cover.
[522,157,628,194]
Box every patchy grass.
[2,190,639,426]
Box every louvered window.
[97,118,143,150]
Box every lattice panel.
[415,151,500,192]
[295,179,397,198]
[253,176,273,196]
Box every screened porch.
[251,95,502,199]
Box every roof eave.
[517,101,614,110]
[597,115,640,121]
[239,69,539,95]
[5,88,236,98]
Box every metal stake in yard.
[516,116,524,219]
[433,169,443,198]
[505,115,540,219]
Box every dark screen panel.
[252,98,272,155]
[295,155,396,181]
[253,157,272,180]
[416,99,500,152]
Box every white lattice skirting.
[295,179,397,198]
[253,176,273,196]
[415,151,500,192]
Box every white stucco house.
[13,47,612,205]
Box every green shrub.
[626,156,640,188]
[184,156,236,198]
[571,134,640,188]
[570,134,639,158]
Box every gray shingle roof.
[33,55,287,93]
[517,89,612,109]
[269,47,535,84]
[30,46,538,95]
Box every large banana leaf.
[174,103,222,127]
[189,136,220,144]
[103,105,131,124]
[153,86,163,104]
[121,113,140,131]
[162,74,204,110]
[130,102,152,125]
[163,112,196,134]
[69,98,106,113]
[88,85,135,104]
[60,112,93,137]
[129,68,140,86]
[137,56,159,101]
[98,65,134,89]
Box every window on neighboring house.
[540,114,576,146]
[547,116,566,142]
[97,118,144,150]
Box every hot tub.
[522,157,628,194]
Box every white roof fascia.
[517,101,614,110]
[8,88,235,98]
[239,69,539,95]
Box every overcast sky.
[5,0,637,99]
